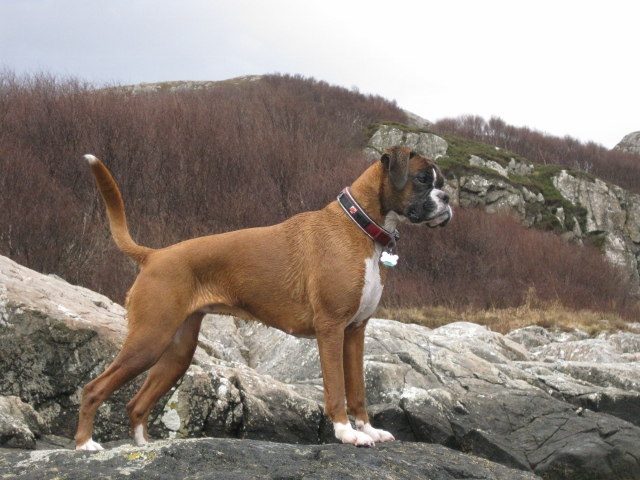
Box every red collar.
[337,187,399,249]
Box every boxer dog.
[75,146,451,450]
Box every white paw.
[133,424,148,446]
[334,422,375,447]
[76,438,103,451]
[356,421,395,443]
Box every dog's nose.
[437,191,450,203]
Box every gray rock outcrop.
[365,125,640,290]
[0,438,539,480]
[365,124,448,161]
[614,131,640,155]
[552,170,640,286]
[0,396,46,449]
[0,254,324,446]
[402,109,432,130]
[5,254,640,478]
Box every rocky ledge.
[0,438,538,479]
[3,254,640,479]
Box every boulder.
[0,252,137,442]
[5,254,640,478]
[0,396,46,449]
[469,155,509,177]
[364,125,448,161]
[402,109,432,130]
[453,173,527,220]
[0,254,322,445]
[614,131,640,155]
[553,171,627,233]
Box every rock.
[552,171,626,234]
[250,318,640,478]
[0,253,139,442]
[532,339,629,363]
[0,396,46,449]
[402,109,432,130]
[507,158,534,175]
[364,125,448,161]
[510,327,640,365]
[469,155,509,177]
[504,325,591,351]
[0,254,322,445]
[614,131,640,155]
[552,169,640,286]
[6,254,640,478]
[364,124,640,291]
[508,325,640,428]
[457,174,526,219]
[0,438,540,479]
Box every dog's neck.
[348,162,403,232]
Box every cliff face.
[367,125,640,289]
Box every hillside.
[0,71,637,322]
[432,115,640,196]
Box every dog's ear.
[381,147,414,191]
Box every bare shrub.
[0,71,405,301]
[382,207,638,319]
[0,70,637,321]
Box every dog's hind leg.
[126,312,204,446]
[75,290,192,451]
[75,332,175,450]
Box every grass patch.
[441,134,529,167]
[376,290,634,336]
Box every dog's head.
[380,146,452,228]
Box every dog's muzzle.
[425,188,452,228]
[426,205,452,228]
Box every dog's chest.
[347,246,384,328]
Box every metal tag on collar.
[381,231,400,267]
[380,250,399,267]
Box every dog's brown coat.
[75,146,449,449]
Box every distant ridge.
[110,75,262,94]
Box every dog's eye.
[416,176,430,184]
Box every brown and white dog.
[75,146,451,450]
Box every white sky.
[1,0,638,148]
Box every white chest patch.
[347,246,384,328]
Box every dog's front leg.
[344,321,395,443]
[316,323,375,447]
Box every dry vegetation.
[1,70,638,333]
[377,292,631,335]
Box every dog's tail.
[84,155,154,265]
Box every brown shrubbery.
[385,208,637,316]
[0,71,637,320]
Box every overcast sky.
[1,0,638,148]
